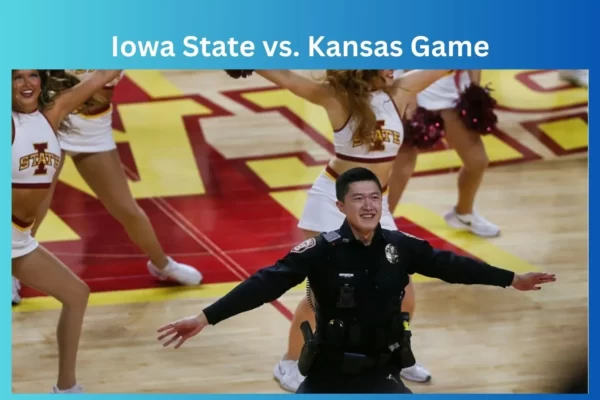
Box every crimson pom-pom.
[404,107,445,149]
[455,83,498,134]
[225,70,254,79]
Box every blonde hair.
[324,70,391,146]
[46,70,108,114]
[46,70,108,133]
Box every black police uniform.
[202,219,515,394]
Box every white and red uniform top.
[334,91,404,163]
[12,111,61,189]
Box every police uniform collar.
[339,219,387,245]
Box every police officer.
[157,167,556,394]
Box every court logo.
[385,244,399,264]
[291,238,316,254]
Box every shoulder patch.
[322,231,342,243]
[291,237,317,254]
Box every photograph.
[11,68,588,394]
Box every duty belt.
[319,349,393,375]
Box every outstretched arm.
[256,70,336,106]
[393,70,453,94]
[157,238,323,348]
[45,70,122,130]
[201,250,312,325]
[468,70,482,85]
[403,233,555,290]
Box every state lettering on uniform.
[291,238,316,254]
[18,142,60,175]
[351,120,401,151]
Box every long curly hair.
[324,70,391,147]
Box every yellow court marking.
[247,157,324,189]
[415,135,524,173]
[393,203,538,277]
[114,99,211,198]
[482,70,588,111]
[35,209,80,243]
[58,100,212,199]
[14,281,307,313]
[270,189,310,219]
[58,71,201,200]
[538,117,588,151]
[124,70,184,98]
[57,155,99,199]
[241,89,334,144]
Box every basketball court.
[12,70,588,394]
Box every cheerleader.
[12,70,122,393]
[20,70,202,304]
[388,70,500,238]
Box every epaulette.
[322,231,342,244]
[399,230,425,241]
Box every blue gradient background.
[0,0,597,68]
[3,0,595,397]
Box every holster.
[396,338,416,368]
[392,312,416,369]
[298,321,319,376]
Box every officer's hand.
[157,313,209,349]
[511,272,556,291]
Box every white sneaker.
[12,277,21,305]
[51,383,84,393]
[444,207,500,238]
[400,363,432,383]
[273,357,305,393]
[147,257,203,286]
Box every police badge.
[385,243,399,264]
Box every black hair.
[335,167,383,202]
